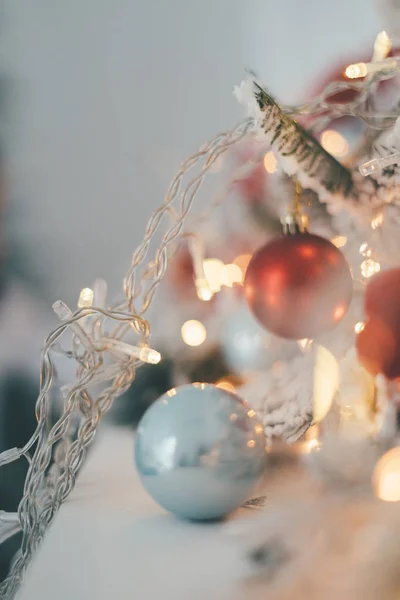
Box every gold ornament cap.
[280,211,309,235]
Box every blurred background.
[0,0,388,581]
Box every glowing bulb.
[373,447,400,502]
[138,347,161,364]
[78,287,94,308]
[345,63,367,79]
[247,440,256,448]
[361,259,380,278]
[371,212,384,229]
[320,130,349,158]
[373,31,391,61]
[216,378,236,393]
[359,243,372,257]
[263,151,277,174]
[354,321,365,334]
[221,264,243,287]
[203,258,225,293]
[298,338,313,350]
[181,320,207,347]
[247,409,256,418]
[313,345,339,423]
[331,235,347,248]
[195,278,213,301]
[233,253,252,279]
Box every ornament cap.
[280,212,309,235]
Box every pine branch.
[253,83,354,198]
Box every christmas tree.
[3,26,400,600]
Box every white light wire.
[2,55,400,598]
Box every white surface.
[16,426,257,600]
[2,1,380,304]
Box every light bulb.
[78,287,94,308]
[313,345,339,423]
[203,258,225,293]
[373,447,400,502]
[361,259,380,278]
[331,235,347,248]
[354,321,365,334]
[320,130,349,158]
[181,320,207,347]
[263,151,277,174]
[233,254,252,278]
[371,212,384,229]
[221,264,243,287]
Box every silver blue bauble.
[135,383,266,520]
[221,305,274,375]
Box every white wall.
[2,1,380,305]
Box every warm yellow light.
[331,235,347,248]
[78,287,94,308]
[313,345,339,423]
[354,321,365,334]
[345,63,367,79]
[247,409,256,418]
[221,263,243,287]
[203,258,225,293]
[181,320,207,346]
[371,212,384,229]
[373,447,400,502]
[298,338,313,350]
[138,347,162,365]
[254,424,264,435]
[233,253,252,279]
[247,439,256,448]
[195,279,213,301]
[320,130,349,158]
[359,242,372,257]
[216,378,236,393]
[361,258,381,279]
[373,31,391,61]
[263,151,277,174]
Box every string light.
[371,212,384,229]
[181,320,207,346]
[233,253,252,278]
[354,321,365,334]
[360,152,400,176]
[203,258,225,293]
[373,447,400,502]
[221,263,243,287]
[77,287,94,308]
[372,30,392,62]
[359,242,372,257]
[313,345,339,423]
[345,56,399,79]
[263,151,278,173]
[331,235,347,248]
[103,339,161,364]
[361,258,381,278]
[320,130,349,158]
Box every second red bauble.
[244,233,353,339]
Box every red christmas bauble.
[365,268,400,330]
[356,317,400,379]
[244,233,353,339]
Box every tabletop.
[16,425,272,600]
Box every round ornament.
[357,269,400,380]
[364,268,400,330]
[244,232,353,339]
[356,317,400,379]
[220,305,274,376]
[135,383,266,520]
